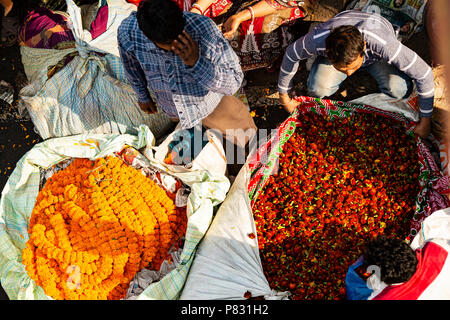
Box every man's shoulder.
[184,11,210,23]
[118,11,138,37]
[332,9,385,22]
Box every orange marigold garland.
[22,155,187,300]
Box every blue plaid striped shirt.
[117,12,244,129]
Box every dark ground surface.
[0,0,434,300]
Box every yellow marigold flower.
[22,155,187,300]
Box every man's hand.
[138,100,157,114]
[172,30,199,67]
[223,14,242,39]
[279,93,300,113]
[413,117,431,139]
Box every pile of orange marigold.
[22,156,187,300]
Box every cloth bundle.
[18,0,173,141]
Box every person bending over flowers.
[277,10,435,139]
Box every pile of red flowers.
[252,111,420,300]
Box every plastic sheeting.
[0,125,230,300]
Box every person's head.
[363,236,418,285]
[136,0,185,50]
[325,25,366,76]
[394,0,405,8]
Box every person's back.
[117,0,244,129]
[277,9,435,139]
[117,0,256,156]
[307,10,396,65]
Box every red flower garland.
[252,112,420,300]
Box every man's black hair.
[136,0,185,45]
[325,25,365,66]
[363,236,418,285]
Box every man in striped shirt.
[118,0,256,147]
[278,10,434,138]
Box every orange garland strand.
[22,156,187,300]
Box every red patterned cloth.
[202,0,310,71]
[19,7,75,49]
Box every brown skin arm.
[223,1,278,38]
[189,0,215,14]
[279,92,301,114]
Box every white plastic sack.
[180,163,289,300]
[66,0,136,57]
[410,208,450,251]
[125,248,183,299]
[349,92,420,122]
[144,123,227,177]
[0,125,230,300]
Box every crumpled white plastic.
[125,248,184,300]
